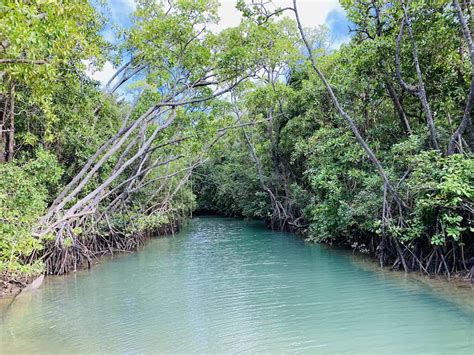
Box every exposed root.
[28,222,180,276]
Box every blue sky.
[326,7,352,46]
[88,0,351,84]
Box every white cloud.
[118,0,136,11]
[211,0,341,33]
[109,0,136,27]
[84,60,117,87]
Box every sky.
[87,0,351,85]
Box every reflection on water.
[1,217,473,354]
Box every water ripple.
[1,217,473,354]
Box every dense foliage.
[194,0,474,276]
[0,0,473,284]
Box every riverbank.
[260,212,474,283]
[2,213,472,301]
[313,234,474,283]
[0,221,182,299]
[305,232,474,283]
[0,272,37,299]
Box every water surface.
[1,217,473,353]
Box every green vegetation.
[194,0,474,275]
[0,0,473,286]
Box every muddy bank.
[0,272,39,299]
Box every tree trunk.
[448,0,474,154]
[385,81,412,134]
[0,94,7,163]
[396,3,440,150]
[370,1,412,135]
[292,0,405,209]
[6,84,14,162]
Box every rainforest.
[0,0,473,352]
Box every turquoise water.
[1,217,473,354]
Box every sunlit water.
[1,217,473,354]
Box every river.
[1,217,473,353]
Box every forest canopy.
[0,0,473,284]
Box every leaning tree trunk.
[292,0,405,210]
[385,80,412,135]
[448,0,474,154]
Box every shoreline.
[0,221,182,300]
[1,215,472,301]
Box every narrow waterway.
[1,217,473,354]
